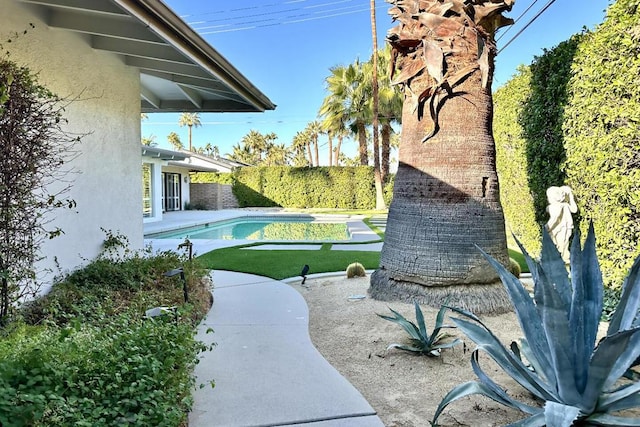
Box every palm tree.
[305,121,323,166]
[320,62,371,166]
[178,113,201,151]
[369,0,515,314]
[141,134,156,146]
[376,47,403,182]
[264,143,291,166]
[291,131,311,167]
[369,0,385,209]
[167,132,183,150]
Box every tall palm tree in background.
[369,0,515,314]
[376,47,403,182]
[291,131,311,167]
[178,113,201,152]
[320,62,371,165]
[369,0,385,209]
[305,121,323,166]
[167,131,183,150]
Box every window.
[142,163,153,218]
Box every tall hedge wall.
[190,172,233,184]
[563,0,640,288]
[493,66,540,254]
[231,166,389,209]
[494,0,640,288]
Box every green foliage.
[231,166,377,209]
[377,302,460,357]
[493,66,541,255]
[521,35,582,223]
[0,54,80,324]
[197,243,380,280]
[563,0,640,289]
[346,262,366,278]
[190,172,233,184]
[1,247,212,426]
[433,226,640,426]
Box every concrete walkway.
[189,270,384,427]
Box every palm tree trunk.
[370,0,514,314]
[335,136,342,166]
[327,134,333,166]
[306,141,313,166]
[313,136,319,167]
[370,0,385,210]
[357,121,368,165]
[381,123,391,183]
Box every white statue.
[545,185,577,263]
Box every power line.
[498,0,559,54]
[496,0,543,42]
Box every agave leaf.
[432,381,519,426]
[505,413,545,427]
[386,343,425,353]
[414,301,428,341]
[597,380,640,412]
[378,307,422,341]
[569,224,603,394]
[432,338,462,350]
[471,350,541,415]
[608,254,640,334]
[582,328,640,409]
[429,303,449,343]
[583,413,640,426]
[539,228,572,310]
[518,339,548,379]
[544,401,580,427]
[451,316,555,401]
[535,251,580,404]
[475,247,556,389]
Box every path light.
[301,264,310,285]
[165,267,188,303]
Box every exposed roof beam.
[142,99,263,113]
[126,56,215,81]
[177,84,202,109]
[48,8,166,44]
[21,0,128,16]
[91,36,191,64]
[142,70,231,93]
[140,85,160,109]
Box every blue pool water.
[147,216,350,241]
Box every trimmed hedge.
[190,171,233,185]
[563,0,640,288]
[231,166,392,209]
[493,66,540,254]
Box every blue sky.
[142,0,611,162]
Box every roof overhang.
[166,160,219,173]
[20,0,276,113]
[141,145,187,160]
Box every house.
[2,0,274,287]
[141,145,247,221]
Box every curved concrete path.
[189,270,383,427]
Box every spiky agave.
[432,224,640,426]
[378,301,461,356]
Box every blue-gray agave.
[432,224,640,426]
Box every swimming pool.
[146,215,351,241]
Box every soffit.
[19,0,276,113]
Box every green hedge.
[231,166,391,209]
[563,0,640,288]
[493,66,540,254]
[190,171,233,184]
[493,0,640,288]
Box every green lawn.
[197,242,380,280]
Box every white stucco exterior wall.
[3,0,142,290]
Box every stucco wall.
[3,0,142,289]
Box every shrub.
[433,225,640,426]
[507,257,521,278]
[346,262,366,278]
[377,302,460,356]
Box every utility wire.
[496,0,543,42]
[498,0,558,54]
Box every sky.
[142,0,611,163]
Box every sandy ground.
[289,275,539,427]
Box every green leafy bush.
[231,166,377,209]
[190,171,233,184]
[433,225,640,426]
[377,302,460,356]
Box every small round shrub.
[346,262,366,278]
[508,257,521,278]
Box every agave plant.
[377,301,461,356]
[432,224,640,426]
